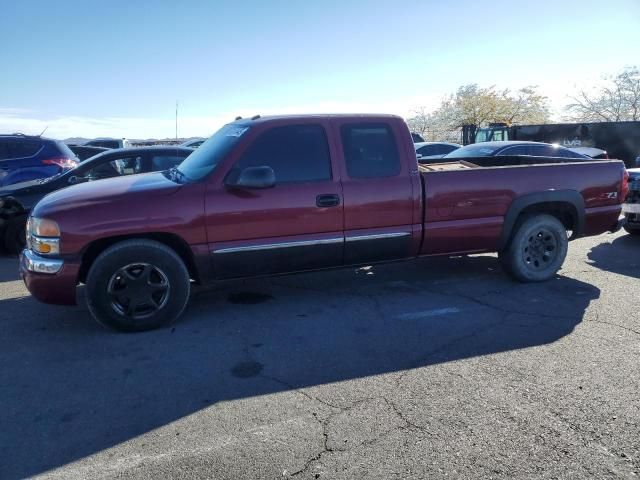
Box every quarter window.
[233,124,331,183]
[9,141,42,158]
[341,124,400,178]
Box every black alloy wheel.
[107,263,171,319]
[521,228,558,271]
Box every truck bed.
[418,160,624,256]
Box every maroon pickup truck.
[20,115,628,332]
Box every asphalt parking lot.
[1,232,639,479]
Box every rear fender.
[499,190,585,250]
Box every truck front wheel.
[499,214,568,282]
[85,239,191,332]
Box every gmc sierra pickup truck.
[20,114,628,332]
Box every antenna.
[39,126,48,137]
[175,100,178,142]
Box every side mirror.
[226,166,276,189]
[68,175,87,185]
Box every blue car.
[0,134,79,187]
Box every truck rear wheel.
[499,214,568,282]
[85,239,191,332]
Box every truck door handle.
[316,194,340,208]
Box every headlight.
[27,217,61,255]
[28,217,61,237]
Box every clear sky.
[1,0,639,139]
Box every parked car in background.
[84,138,131,149]
[443,141,591,162]
[462,120,640,168]
[19,114,626,332]
[0,134,78,187]
[568,147,609,159]
[180,138,206,149]
[622,168,640,235]
[68,145,109,161]
[414,142,461,163]
[0,146,193,253]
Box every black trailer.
[463,121,640,168]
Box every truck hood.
[32,172,181,218]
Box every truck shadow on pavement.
[587,234,640,279]
[0,255,599,479]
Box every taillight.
[42,157,78,169]
[621,169,629,201]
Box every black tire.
[86,239,191,332]
[623,223,640,235]
[499,214,568,282]
[4,215,27,256]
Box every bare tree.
[406,84,550,142]
[405,106,432,138]
[566,67,640,122]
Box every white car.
[84,138,131,149]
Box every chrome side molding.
[345,232,411,242]
[213,237,344,254]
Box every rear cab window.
[340,123,401,178]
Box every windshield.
[176,124,250,181]
[443,144,500,158]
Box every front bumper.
[21,249,63,274]
[20,250,79,305]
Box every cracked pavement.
[0,231,638,479]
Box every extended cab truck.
[20,115,628,332]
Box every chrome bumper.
[21,249,64,274]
